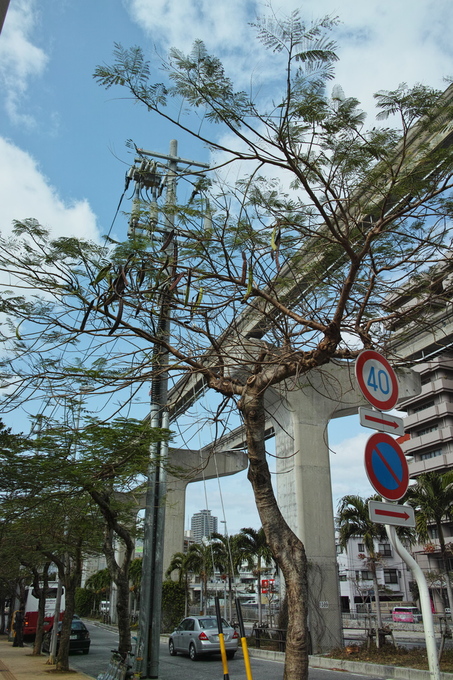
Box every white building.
[336,535,412,614]
[190,509,218,543]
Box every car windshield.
[56,620,87,631]
[198,618,229,630]
[71,621,87,630]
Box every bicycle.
[96,649,134,680]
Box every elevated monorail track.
[165,84,453,422]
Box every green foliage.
[404,471,453,541]
[129,558,142,593]
[336,495,386,557]
[85,568,111,595]
[75,587,94,616]
[160,580,185,632]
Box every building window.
[384,569,398,584]
[378,543,392,557]
[417,425,438,436]
[336,544,343,554]
[412,401,435,413]
[358,543,365,553]
[339,574,347,581]
[420,449,442,461]
[356,570,373,581]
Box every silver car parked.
[169,615,239,660]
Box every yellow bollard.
[218,632,230,680]
[241,636,254,680]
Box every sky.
[0,0,452,535]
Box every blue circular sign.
[364,432,409,501]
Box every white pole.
[386,524,440,680]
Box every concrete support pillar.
[269,361,420,653]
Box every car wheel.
[189,642,198,661]
[169,639,177,656]
[226,651,235,659]
[82,649,89,655]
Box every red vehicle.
[23,583,65,636]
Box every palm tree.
[85,568,111,614]
[165,552,192,616]
[237,527,273,625]
[404,471,453,613]
[211,532,244,620]
[184,542,223,614]
[336,495,387,634]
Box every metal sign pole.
[385,520,440,680]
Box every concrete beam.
[164,447,248,575]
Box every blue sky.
[0,0,452,534]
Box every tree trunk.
[32,563,51,655]
[56,573,77,672]
[371,565,382,648]
[438,523,453,612]
[257,559,263,626]
[241,386,309,680]
[115,568,132,653]
[102,528,133,655]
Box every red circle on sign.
[355,350,399,410]
[364,432,409,501]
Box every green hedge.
[161,581,185,632]
[75,587,95,616]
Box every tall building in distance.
[191,509,218,543]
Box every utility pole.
[0,0,10,35]
[127,140,209,678]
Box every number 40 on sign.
[355,350,399,411]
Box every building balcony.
[404,402,453,430]
[405,426,453,451]
[408,450,453,476]
[403,377,453,407]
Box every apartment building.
[190,509,218,543]
[337,535,412,613]
[398,353,453,607]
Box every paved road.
[67,623,385,680]
[65,620,119,679]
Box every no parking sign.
[364,432,409,501]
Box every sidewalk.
[0,636,93,680]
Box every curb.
[309,654,453,680]
[245,647,453,680]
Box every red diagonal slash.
[373,446,401,485]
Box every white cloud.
[126,0,253,55]
[329,429,374,510]
[126,0,453,110]
[0,0,49,126]
[0,137,100,240]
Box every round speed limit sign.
[355,350,399,411]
